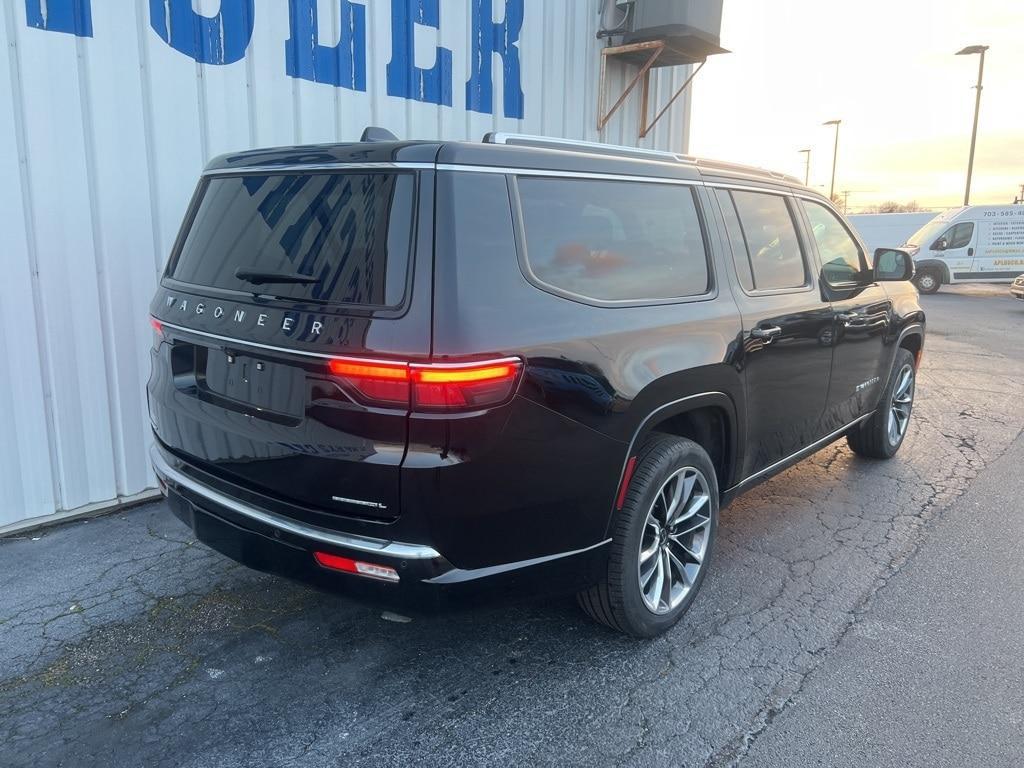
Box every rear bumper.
[151,444,609,606]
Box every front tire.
[578,435,719,638]
[914,269,941,294]
[847,348,917,459]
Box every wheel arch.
[914,259,950,284]
[605,391,739,539]
[896,323,925,369]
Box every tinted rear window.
[169,172,414,307]
[517,177,709,302]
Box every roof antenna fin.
[360,126,399,142]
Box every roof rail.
[483,132,692,164]
[691,156,803,185]
[481,132,803,186]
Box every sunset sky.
[687,0,1024,211]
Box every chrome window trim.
[439,163,701,186]
[196,164,820,195]
[202,162,436,176]
[706,180,834,206]
[151,445,442,560]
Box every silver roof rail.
[482,132,802,185]
[691,156,803,186]
[483,132,693,164]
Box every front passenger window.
[801,200,869,286]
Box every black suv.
[148,132,924,637]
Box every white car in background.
[1012,275,1024,301]
[901,205,1024,294]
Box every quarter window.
[729,191,807,291]
[801,200,869,286]
[517,177,710,303]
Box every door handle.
[750,326,782,341]
[968,247,974,257]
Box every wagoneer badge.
[165,294,324,335]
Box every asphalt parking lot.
[3,285,1023,768]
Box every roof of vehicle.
[204,133,820,199]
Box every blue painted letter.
[285,0,367,91]
[149,0,254,65]
[387,0,452,106]
[25,0,92,37]
[465,0,523,118]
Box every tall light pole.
[956,45,989,206]
[823,120,841,200]
[798,148,811,186]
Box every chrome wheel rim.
[918,274,936,290]
[888,364,915,445]
[637,467,712,615]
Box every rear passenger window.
[517,177,709,303]
[715,189,754,292]
[729,191,807,291]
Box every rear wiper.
[235,268,318,286]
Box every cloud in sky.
[688,0,1024,209]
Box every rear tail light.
[411,360,522,411]
[149,316,164,348]
[313,551,400,583]
[327,356,522,412]
[326,358,410,406]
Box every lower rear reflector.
[313,551,400,583]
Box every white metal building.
[0,1,698,531]
[848,212,940,253]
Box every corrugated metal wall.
[0,0,693,530]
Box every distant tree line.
[860,201,927,214]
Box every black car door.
[797,199,892,432]
[709,187,834,479]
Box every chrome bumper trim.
[150,445,442,560]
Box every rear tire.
[847,348,917,459]
[914,269,941,294]
[577,435,719,638]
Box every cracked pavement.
[2,285,1023,768]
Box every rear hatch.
[148,166,431,522]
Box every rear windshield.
[169,172,415,307]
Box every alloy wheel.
[637,467,712,615]
[888,363,915,445]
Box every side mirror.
[932,237,948,251]
[874,248,915,282]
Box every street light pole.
[798,148,811,186]
[956,45,989,206]
[823,120,841,200]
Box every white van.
[900,205,1024,293]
